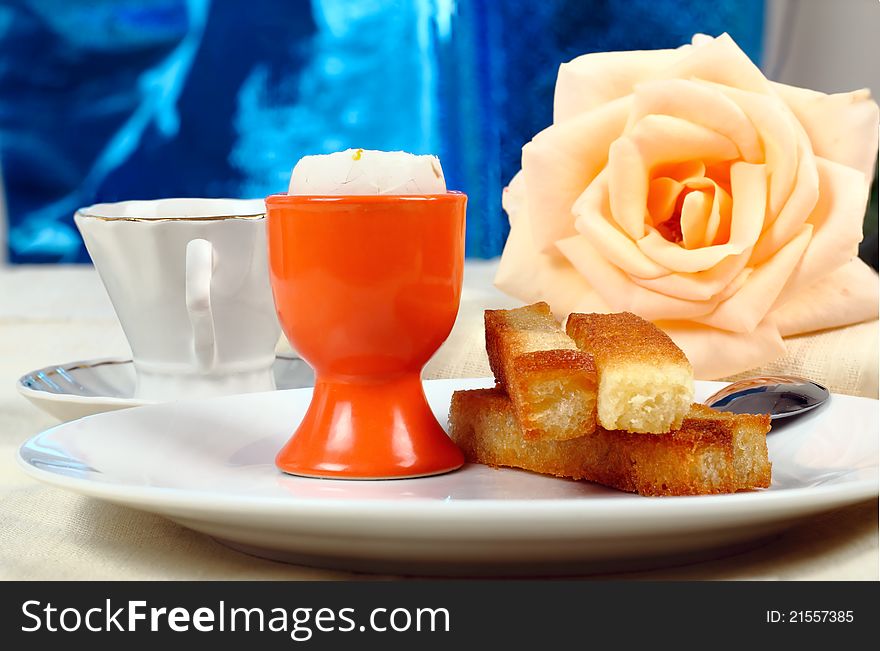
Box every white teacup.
[75,198,281,401]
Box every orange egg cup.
[266,192,467,479]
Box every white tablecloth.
[0,262,876,580]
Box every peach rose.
[497,33,880,378]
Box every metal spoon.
[703,375,830,421]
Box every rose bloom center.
[646,160,734,250]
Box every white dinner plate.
[16,354,315,422]
[17,379,878,575]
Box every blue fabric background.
[0,0,763,262]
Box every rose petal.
[522,96,631,252]
[773,83,880,186]
[554,47,689,122]
[629,78,763,162]
[715,85,800,218]
[680,189,712,249]
[694,224,813,332]
[773,157,870,306]
[495,173,545,303]
[750,143,819,265]
[630,249,750,301]
[496,173,610,316]
[654,160,707,181]
[704,179,732,245]
[627,114,742,165]
[772,258,880,336]
[637,229,738,274]
[658,317,786,380]
[557,234,719,319]
[712,267,752,302]
[647,177,683,225]
[669,32,770,94]
[573,172,670,279]
[606,137,650,239]
[526,251,612,321]
[543,259,611,319]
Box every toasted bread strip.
[449,388,771,496]
[485,303,597,441]
[566,312,693,434]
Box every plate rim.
[16,378,879,521]
[16,356,144,407]
[15,449,878,516]
[15,353,304,407]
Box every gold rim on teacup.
[76,198,265,222]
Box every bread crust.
[566,311,691,369]
[485,303,597,440]
[449,388,772,497]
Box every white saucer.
[16,354,314,421]
[17,378,878,575]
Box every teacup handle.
[185,238,216,372]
